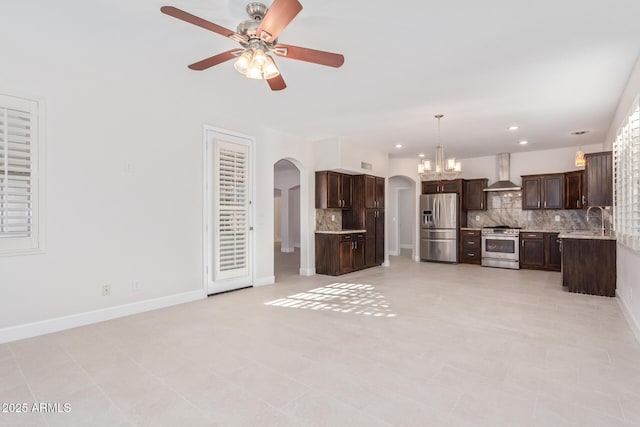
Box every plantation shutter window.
[0,94,40,253]
[614,96,640,251]
[213,140,250,280]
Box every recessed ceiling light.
[519,140,529,145]
[571,130,590,135]
[394,144,403,148]
[418,153,425,158]
[508,125,520,131]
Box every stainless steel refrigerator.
[420,193,458,263]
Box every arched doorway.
[274,159,301,279]
[388,175,418,260]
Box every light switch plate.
[555,215,560,221]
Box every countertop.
[462,227,616,240]
[557,231,616,240]
[315,229,367,234]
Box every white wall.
[0,2,321,336]
[273,190,282,242]
[314,137,388,177]
[274,164,300,253]
[458,144,603,185]
[605,54,640,337]
[289,187,301,248]
[387,176,415,256]
[398,190,414,249]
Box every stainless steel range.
[481,226,520,269]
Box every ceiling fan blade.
[160,6,247,42]
[273,44,344,68]
[256,0,302,42]
[188,49,243,71]
[267,74,287,91]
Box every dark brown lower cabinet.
[520,232,561,271]
[365,209,384,267]
[460,230,481,264]
[520,232,545,268]
[545,233,561,270]
[561,238,616,296]
[316,232,366,276]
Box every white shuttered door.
[0,95,38,252]
[206,129,253,294]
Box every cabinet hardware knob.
[538,201,540,208]
[576,200,579,208]
[544,201,547,208]
[522,241,525,247]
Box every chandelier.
[233,40,280,80]
[418,114,461,180]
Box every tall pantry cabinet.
[344,175,385,267]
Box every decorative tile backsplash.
[467,192,612,231]
[316,209,342,231]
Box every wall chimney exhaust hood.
[484,153,521,192]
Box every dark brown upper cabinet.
[364,175,385,209]
[521,174,564,210]
[585,151,613,206]
[464,179,488,210]
[422,179,463,194]
[316,171,352,209]
[564,170,585,209]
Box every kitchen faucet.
[586,206,606,235]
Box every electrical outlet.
[475,215,480,221]
[132,280,141,292]
[331,214,335,221]
[555,215,561,222]
[102,284,111,296]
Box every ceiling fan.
[160,0,345,91]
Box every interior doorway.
[388,175,417,260]
[274,159,301,280]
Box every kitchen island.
[558,231,616,297]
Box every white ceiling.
[8,0,640,160]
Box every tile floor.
[1,255,640,426]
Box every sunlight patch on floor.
[264,282,397,317]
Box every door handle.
[544,201,547,208]
[537,201,540,208]
[522,240,525,247]
[576,200,579,208]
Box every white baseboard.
[280,247,295,253]
[300,267,315,276]
[389,250,399,256]
[382,260,391,267]
[413,255,421,262]
[254,275,275,287]
[616,291,640,344]
[0,290,206,344]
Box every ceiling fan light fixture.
[246,65,263,79]
[233,49,253,74]
[251,48,267,67]
[263,55,280,79]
